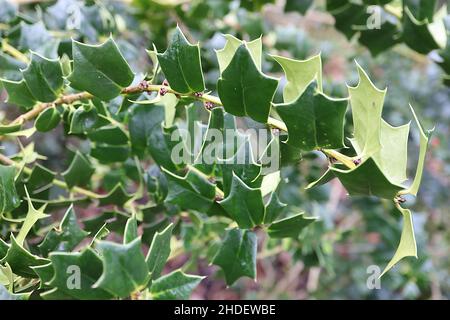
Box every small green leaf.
[0,123,23,135]
[212,228,257,285]
[271,53,322,102]
[35,107,62,132]
[381,205,417,276]
[268,213,316,238]
[0,164,20,214]
[217,44,278,123]
[276,81,347,150]
[93,238,149,298]
[0,79,36,108]
[157,26,205,94]
[146,223,174,280]
[62,151,95,189]
[97,184,133,207]
[22,52,63,102]
[68,38,134,101]
[69,103,98,134]
[219,173,265,229]
[87,125,128,145]
[150,269,204,299]
[91,144,130,163]
[263,192,286,224]
[124,216,138,244]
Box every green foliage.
[0,1,435,300]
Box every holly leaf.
[146,223,174,280]
[68,38,134,101]
[45,248,113,300]
[35,107,62,132]
[18,21,59,58]
[268,213,317,239]
[157,26,205,94]
[124,216,138,244]
[212,228,257,285]
[93,238,149,298]
[348,63,385,159]
[0,79,36,108]
[62,151,95,189]
[271,53,322,102]
[402,6,440,54]
[38,205,89,256]
[217,44,278,123]
[22,52,64,102]
[219,173,265,229]
[150,269,204,299]
[216,34,262,73]
[0,164,20,214]
[263,192,286,224]
[87,125,129,145]
[97,184,133,206]
[381,205,417,276]
[330,157,404,199]
[276,81,347,151]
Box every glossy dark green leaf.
[263,192,287,224]
[94,238,149,298]
[150,269,203,299]
[217,44,278,123]
[62,151,95,189]
[0,79,36,108]
[268,213,316,238]
[124,216,138,244]
[219,174,265,229]
[22,52,63,102]
[0,123,22,135]
[68,38,134,101]
[97,184,133,207]
[87,125,128,145]
[35,107,62,132]
[46,248,113,300]
[402,7,440,54]
[212,228,257,285]
[157,26,205,94]
[69,104,98,134]
[38,206,89,256]
[91,144,130,163]
[146,223,173,280]
[276,82,347,151]
[0,165,20,214]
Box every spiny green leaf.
[22,52,63,102]
[271,53,322,102]
[268,213,316,239]
[91,144,130,163]
[217,44,278,123]
[87,125,129,145]
[348,62,385,159]
[263,192,286,224]
[146,223,174,280]
[46,248,113,300]
[330,157,404,199]
[124,216,138,244]
[0,78,36,108]
[157,26,205,94]
[62,151,95,189]
[68,38,134,101]
[97,184,133,207]
[150,269,204,299]
[276,81,347,151]
[38,205,89,256]
[219,173,265,229]
[216,34,262,72]
[93,238,149,298]
[0,164,20,214]
[381,205,417,276]
[212,228,257,285]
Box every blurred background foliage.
[0,0,448,299]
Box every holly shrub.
[0,0,437,300]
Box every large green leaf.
[381,205,417,276]
[150,269,203,299]
[219,173,265,229]
[212,228,257,285]
[68,38,134,101]
[22,52,64,102]
[45,249,113,300]
[0,79,36,108]
[146,223,173,280]
[276,81,347,151]
[93,238,149,298]
[217,44,278,123]
[330,157,404,199]
[0,164,20,214]
[157,27,205,94]
[271,53,322,102]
